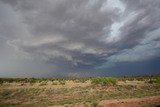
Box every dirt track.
[99,95,160,107]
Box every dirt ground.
[99,95,160,107]
[50,96,160,107]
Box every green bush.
[29,78,37,83]
[155,77,160,84]
[92,101,98,107]
[91,77,117,85]
[148,79,155,84]
[148,76,160,84]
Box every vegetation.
[39,81,47,86]
[148,76,160,84]
[0,76,160,107]
[91,77,117,85]
[0,79,3,85]
[155,76,160,84]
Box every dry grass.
[0,76,160,107]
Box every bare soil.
[50,96,160,107]
[99,95,160,107]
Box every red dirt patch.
[99,96,160,107]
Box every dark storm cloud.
[106,0,160,62]
[0,0,160,77]
[116,0,160,49]
[1,0,119,67]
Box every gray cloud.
[1,0,118,67]
[0,0,160,77]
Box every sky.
[0,0,160,78]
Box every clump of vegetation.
[92,101,98,107]
[91,77,117,85]
[155,77,160,84]
[0,79,4,85]
[59,80,66,85]
[72,78,88,83]
[1,90,12,98]
[52,81,58,85]
[39,81,47,86]
[28,78,37,85]
[148,76,160,84]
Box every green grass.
[91,77,117,85]
[148,76,160,84]
[155,76,160,84]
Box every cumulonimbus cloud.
[0,0,160,72]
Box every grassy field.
[0,76,160,107]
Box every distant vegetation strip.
[0,75,160,85]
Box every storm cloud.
[0,0,160,77]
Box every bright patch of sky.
[106,11,138,42]
[107,0,125,12]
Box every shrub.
[155,77,160,84]
[59,80,66,85]
[0,79,4,85]
[39,81,47,86]
[1,90,12,97]
[52,81,58,85]
[29,78,37,84]
[91,77,117,85]
[148,76,160,84]
[92,101,98,107]
[148,79,155,84]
